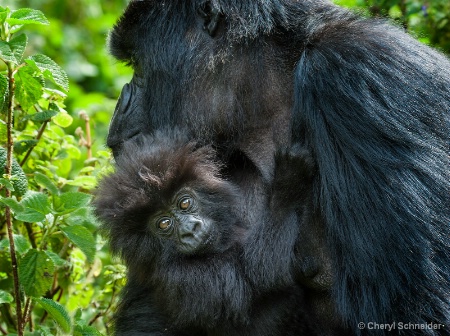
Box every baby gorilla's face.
[148,188,214,254]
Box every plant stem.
[39,215,58,250]
[79,110,92,159]
[5,61,23,336]
[20,120,49,167]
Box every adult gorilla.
[106,0,450,334]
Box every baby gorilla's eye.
[157,218,172,230]
[179,196,192,210]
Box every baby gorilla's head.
[94,130,244,266]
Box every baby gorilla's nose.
[177,216,211,254]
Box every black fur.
[94,132,317,335]
[105,0,450,335]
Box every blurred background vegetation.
[0,0,448,335]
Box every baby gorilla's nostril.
[191,221,201,233]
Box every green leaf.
[0,74,8,112]
[9,33,27,64]
[61,225,96,263]
[0,121,6,142]
[0,8,8,26]
[35,172,59,195]
[52,112,73,128]
[29,54,69,92]
[19,249,54,297]
[0,196,23,212]
[13,139,38,155]
[67,176,97,189]
[74,324,103,336]
[64,207,97,230]
[15,66,43,111]
[44,250,67,268]
[35,298,72,333]
[34,326,53,336]
[13,234,32,254]
[0,290,14,304]
[55,192,91,214]
[29,109,58,122]
[0,147,28,197]
[0,41,16,64]
[0,234,32,254]
[15,191,50,222]
[7,8,49,27]
[0,177,14,191]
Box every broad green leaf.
[34,326,53,336]
[0,41,16,64]
[0,177,14,191]
[9,33,27,64]
[67,176,97,189]
[64,207,97,230]
[35,298,71,333]
[55,192,91,214]
[13,234,32,254]
[44,250,67,268]
[29,109,58,122]
[7,8,49,27]
[34,172,59,195]
[13,139,38,155]
[0,74,8,112]
[19,249,54,297]
[21,191,50,212]
[15,66,43,111]
[15,191,50,222]
[61,225,96,263]
[74,324,103,336]
[0,196,23,212]
[52,112,73,128]
[0,290,13,304]
[79,167,95,174]
[0,234,32,254]
[29,54,69,92]
[0,147,28,197]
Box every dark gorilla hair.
[104,0,450,335]
[94,131,324,335]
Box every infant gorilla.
[94,130,336,336]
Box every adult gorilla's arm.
[292,13,450,328]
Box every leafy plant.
[335,0,450,54]
[0,6,125,335]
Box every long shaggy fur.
[105,1,450,335]
[94,131,314,335]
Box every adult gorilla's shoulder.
[104,0,450,334]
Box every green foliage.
[0,147,28,196]
[334,0,450,54]
[35,298,72,333]
[0,5,125,336]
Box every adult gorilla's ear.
[198,1,223,37]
